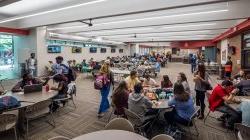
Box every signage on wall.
[47,45,61,53]
[220,39,228,64]
[72,46,82,53]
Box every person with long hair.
[164,83,195,126]
[193,64,209,119]
[161,75,173,89]
[98,60,114,117]
[112,81,129,116]
[177,72,191,94]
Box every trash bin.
[219,65,225,79]
[19,63,27,77]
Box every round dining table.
[72,130,149,140]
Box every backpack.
[94,74,110,90]
[61,64,77,81]
[0,96,21,111]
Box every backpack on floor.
[0,96,21,111]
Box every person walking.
[98,60,114,117]
[26,53,37,77]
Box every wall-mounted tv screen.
[48,45,61,53]
[89,47,97,53]
[72,46,82,53]
[100,48,106,53]
[119,49,123,53]
[111,48,116,53]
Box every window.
[111,48,116,53]
[0,35,14,68]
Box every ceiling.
[0,0,249,43]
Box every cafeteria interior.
[0,0,250,140]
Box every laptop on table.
[23,84,43,94]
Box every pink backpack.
[94,74,110,90]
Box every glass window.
[0,34,14,68]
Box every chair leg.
[49,112,56,127]
[204,110,210,123]
[26,119,29,140]
[193,120,199,136]
[107,108,114,122]
[14,127,18,140]
[71,99,77,109]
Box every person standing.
[190,54,197,73]
[26,53,37,77]
[98,60,114,117]
[225,56,233,79]
[193,64,210,119]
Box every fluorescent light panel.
[0,0,107,24]
[47,9,227,30]
[99,30,212,38]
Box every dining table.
[72,130,148,140]
[0,90,58,133]
[227,96,250,110]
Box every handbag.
[204,81,212,90]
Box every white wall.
[36,27,130,76]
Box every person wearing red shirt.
[209,80,241,129]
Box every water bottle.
[45,84,50,92]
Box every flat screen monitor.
[119,49,123,53]
[47,45,61,53]
[72,46,82,53]
[111,48,116,53]
[100,48,106,53]
[89,47,97,53]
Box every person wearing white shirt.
[26,53,37,77]
[143,74,158,87]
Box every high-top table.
[72,130,148,140]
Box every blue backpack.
[0,96,21,111]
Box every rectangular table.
[228,96,250,110]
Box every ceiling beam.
[78,27,228,37]
[45,0,237,27]
[0,26,29,35]
[67,18,244,34]
[0,0,20,7]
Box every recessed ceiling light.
[0,0,107,24]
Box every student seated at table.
[239,100,250,127]
[234,74,250,96]
[112,81,129,117]
[12,73,49,92]
[177,72,191,94]
[128,83,157,118]
[164,83,195,126]
[143,74,158,87]
[233,70,245,81]
[50,74,69,112]
[209,80,241,129]
[161,75,173,89]
[125,70,140,92]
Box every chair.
[203,92,228,132]
[124,108,152,136]
[48,136,70,140]
[105,118,134,132]
[177,106,200,136]
[53,83,77,109]
[151,134,174,140]
[0,114,18,140]
[234,123,250,140]
[25,100,55,138]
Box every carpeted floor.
[0,63,237,140]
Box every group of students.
[111,69,195,127]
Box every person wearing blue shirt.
[164,82,195,126]
[190,54,197,73]
[52,56,69,75]
[240,101,250,126]
[155,61,161,73]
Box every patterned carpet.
[0,63,237,140]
